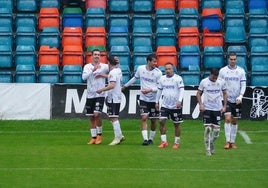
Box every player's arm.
[196,90,204,112]
[222,89,227,113]
[96,81,116,94]
[82,65,93,80]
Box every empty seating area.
[0,0,268,86]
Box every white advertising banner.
[0,83,51,120]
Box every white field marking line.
[239,131,253,144]
[0,167,267,172]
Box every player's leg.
[203,110,212,156]
[95,97,105,144]
[148,102,159,145]
[139,100,149,145]
[158,107,168,148]
[171,108,183,149]
[230,103,241,148]
[224,102,232,149]
[85,98,97,144]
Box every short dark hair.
[146,54,157,62]
[210,68,219,76]
[107,55,117,66]
[228,51,237,57]
[164,62,173,67]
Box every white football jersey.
[82,63,109,98]
[107,67,122,103]
[134,65,162,102]
[157,74,185,109]
[219,65,246,103]
[198,77,226,111]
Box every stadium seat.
[133,46,153,68]
[38,27,60,48]
[85,0,107,9]
[109,14,130,28]
[62,27,83,47]
[40,0,60,9]
[86,45,107,64]
[156,46,178,66]
[177,27,199,48]
[109,0,129,12]
[62,46,84,66]
[38,46,60,66]
[0,45,12,68]
[178,8,199,28]
[224,8,245,29]
[132,27,153,49]
[15,45,36,66]
[250,72,268,86]
[17,0,37,12]
[15,13,36,28]
[0,71,13,83]
[38,64,59,84]
[155,8,176,29]
[202,31,224,48]
[250,46,268,72]
[15,64,36,83]
[225,26,247,44]
[62,65,83,84]
[227,45,248,71]
[201,8,222,31]
[110,46,131,66]
[15,27,36,48]
[0,8,13,28]
[132,14,153,29]
[62,7,83,28]
[108,27,129,49]
[0,0,13,11]
[201,0,222,8]
[178,0,199,10]
[132,0,153,12]
[155,0,176,10]
[85,8,106,27]
[248,0,268,9]
[179,45,200,69]
[180,65,201,86]
[0,26,13,49]
[248,28,268,48]
[248,8,268,29]
[225,0,245,9]
[155,27,177,48]
[203,46,224,69]
[85,27,106,48]
[38,8,60,30]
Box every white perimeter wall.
[0,83,51,120]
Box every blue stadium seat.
[225,0,245,9]
[180,65,201,86]
[62,7,83,28]
[40,0,60,9]
[224,8,245,29]
[109,0,129,12]
[155,8,176,29]
[17,0,38,12]
[132,14,153,28]
[178,8,199,28]
[38,65,60,84]
[227,45,248,71]
[15,27,36,48]
[108,27,129,49]
[0,45,12,68]
[85,8,106,27]
[0,71,13,83]
[0,8,12,28]
[248,9,268,29]
[62,65,83,84]
[15,45,36,66]
[133,46,153,67]
[225,26,247,44]
[15,64,36,83]
[15,13,37,28]
[250,72,268,86]
[248,0,268,9]
[179,45,200,69]
[203,46,224,69]
[132,27,153,49]
[109,14,130,28]
[132,0,153,12]
[38,27,60,48]
[155,27,177,48]
[0,0,13,11]
[248,28,268,48]
[110,46,131,66]
[201,8,222,32]
[250,46,268,72]
[202,0,222,8]
[0,26,13,48]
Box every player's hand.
[199,104,204,112]
[96,89,102,94]
[236,95,243,104]
[141,88,152,94]
[155,103,159,111]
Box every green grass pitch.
[0,119,267,188]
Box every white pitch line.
[0,167,267,172]
[239,131,253,144]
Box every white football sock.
[142,130,148,140]
[112,120,122,138]
[90,128,97,138]
[230,124,238,143]
[160,134,167,142]
[224,123,231,142]
[96,126,102,135]
[174,136,180,144]
[149,130,156,140]
[204,126,211,151]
